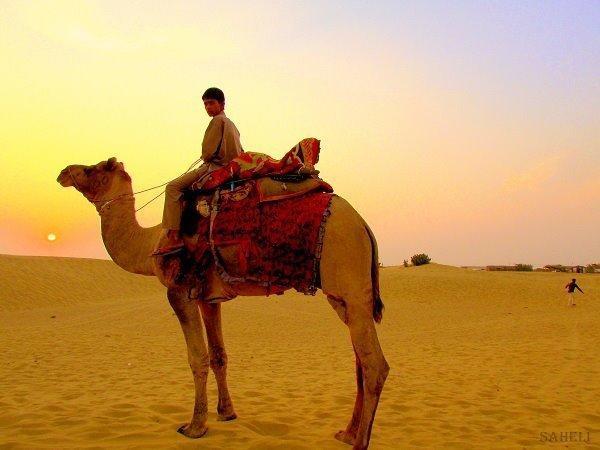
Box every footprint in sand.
[580,413,600,422]
[389,403,412,413]
[40,404,68,413]
[147,403,188,414]
[109,409,135,418]
[61,392,83,401]
[243,390,263,397]
[110,402,137,411]
[78,430,115,440]
[525,405,557,415]
[242,419,290,437]
[51,417,87,427]
[333,394,353,406]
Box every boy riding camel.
[153,87,244,256]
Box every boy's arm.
[201,117,224,162]
[576,285,584,293]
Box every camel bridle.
[67,166,134,214]
[66,157,202,215]
[66,165,176,215]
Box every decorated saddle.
[191,138,322,192]
[171,138,335,300]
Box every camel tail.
[365,223,384,324]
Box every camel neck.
[99,193,160,276]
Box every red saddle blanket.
[189,179,334,295]
[191,138,321,192]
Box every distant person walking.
[565,278,584,307]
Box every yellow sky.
[1,1,598,266]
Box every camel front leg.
[198,301,237,421]
[168,288,209,438]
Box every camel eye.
[83,167,93,175]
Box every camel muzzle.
[57,168,74,187]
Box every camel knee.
[378,361,390,394]
[379,357,390,378]
[209,347,227,371]
[189,355,210,377]
[168,296,195,322]
[361,359,389,395]
[372,371,389,396]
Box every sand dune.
[1,255,599,449]
[0,255,162,312]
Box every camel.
[57,157,389,450]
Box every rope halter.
[66,165,166,215]
[67,166,133,214]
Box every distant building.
[543,265,564,272]
[486,265,517,271]
[461,266,486,271]
[543,265,585,273]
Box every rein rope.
[68,158,202,214]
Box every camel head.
[57,157,131,204]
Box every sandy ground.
[1,255,599,449]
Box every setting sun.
[47,233,57,242]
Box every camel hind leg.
[328,294,389,449]
[333,345,364,445]
[321,196,389,448]
[346,305,389,449]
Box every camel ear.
[106,157,117,171]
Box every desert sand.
[1,254,599,449]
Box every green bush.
[411,253,431,266]
[515,264,533,271]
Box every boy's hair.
[202,87,225,103]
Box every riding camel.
[57,157,389,450]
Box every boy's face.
[203,99,224,117]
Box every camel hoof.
[335,430,356,446]
[177,423,208,438]
[217,411,237,421]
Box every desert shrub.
[411,253,431,266]
[403,259,409,268]
[586,264,596,274]
[515,264,533,271]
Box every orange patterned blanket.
[180,179,334,296]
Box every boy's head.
[572,278,576,282]
[202,87,225,117]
